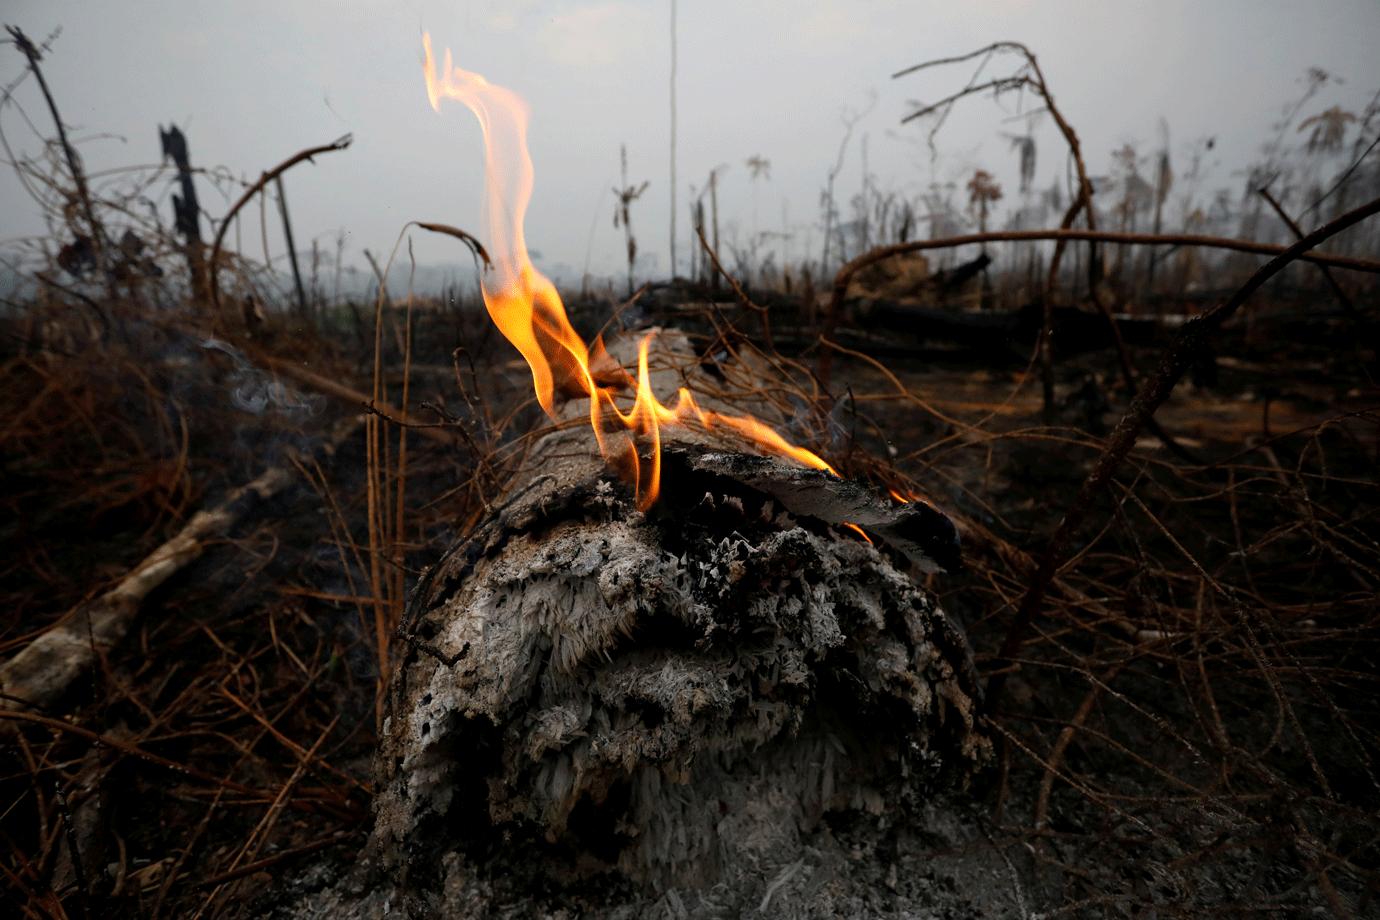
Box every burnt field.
[4,26,1380,920]
[6,247,1380,919]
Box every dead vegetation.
[2,26,1380,920]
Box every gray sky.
[2,0,1378,290]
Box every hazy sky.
[2,1,1377,289]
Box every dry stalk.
[1258,185,1360,317]
[190,714,340,920]
[0,710,322,807]
[696,223,775,352]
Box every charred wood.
[307,331,991,918]
[851,297,1158,359]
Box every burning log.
[293,46,990,917]
[324,331,991,917]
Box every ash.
[294,434,1004,919]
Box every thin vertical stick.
[275,176,308,317]
[711,169,721,292]
[391,245,418,686]
[54,779,92,917]
[669,0,677,279]
[368,262,389,724]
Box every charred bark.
[295,331,993,919]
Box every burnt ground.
[2,283,1379,918]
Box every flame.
[423,34,836,510]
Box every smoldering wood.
[301,330,992,918]
[685,450,961,575]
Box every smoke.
[786,390,855,455]
[199,338,321,416]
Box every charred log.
[929,251,992,291]
[351,432,987,916]
[288,330,992,918]
[852,297,1159,359]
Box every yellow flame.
[424,34,836,511]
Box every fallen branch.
[259,354,460,447]
[0,419,359,714]
[816,227,1380,387]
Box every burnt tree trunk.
[295,331,992,919]
[159,123,211,303]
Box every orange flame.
[423,34,836,510]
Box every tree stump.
[296,331,992,918]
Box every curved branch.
[892,42,1099,418]
[208,134,353,313]
[695,223,773,351]
[415,221,492,269]
[838,230,1380,280]
[891,41,1032,81]
[899,77,1032,125]
[1016,47,1098,420]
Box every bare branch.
[816,226,1380,387]
[208,134,353,313]
[900,77,1033,124]
[891,41,1031,80]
